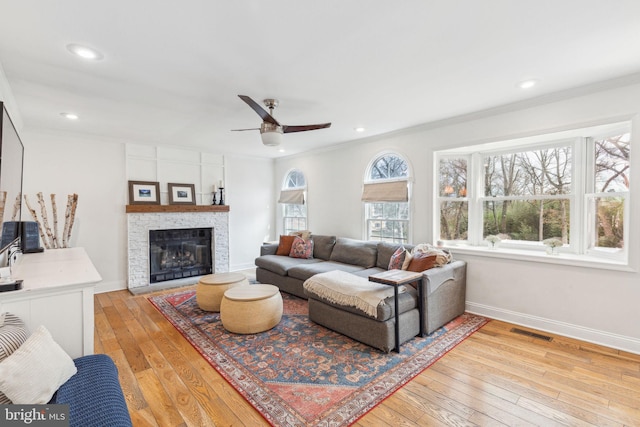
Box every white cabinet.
[0,248,100,359]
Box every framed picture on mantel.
[128,180,160,205]
[168,183,196,205]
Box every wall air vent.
[510,328,553,341]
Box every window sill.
[445,244,635,273]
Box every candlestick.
[218,187,225,205]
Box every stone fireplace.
[126,206,229,291]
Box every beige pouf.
[220,284,283,334]
[196,272,249,312]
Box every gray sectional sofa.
[255,235,467,352]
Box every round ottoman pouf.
[196,272,249,312]
[220,284,283,334]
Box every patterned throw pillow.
[289,236,314,259]
[388,246,406,270]
[276,235,296,255]
[0,312,30,404]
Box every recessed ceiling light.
[355,127,365,132]
[278,148,286,153]
[518,79,538,89]
[66,44,104,60]
[60,112,79,120]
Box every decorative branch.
[23,194,51,249]
[37,192,55,249]
[0,191,6,224]
[63,195,72,248]
[51,194,60,250]
[11,194,21,221]
[65,194,78,248]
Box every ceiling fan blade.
[238,95,280,126]
[282,123,332,133]
[231,128,260,131]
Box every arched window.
[363,153,410,243]
[279,169,307,235]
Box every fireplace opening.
[149,228,213,283]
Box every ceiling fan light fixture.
[261,129,283,146]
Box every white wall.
[274,81,640,353]
[21,131,128,293]
[225,154,274,270]
[18,131,273,293]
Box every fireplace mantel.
[126,205,229,213]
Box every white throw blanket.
[303,270,405,318]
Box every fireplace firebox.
[149,228,212,283]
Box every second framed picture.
[168,183,196,205]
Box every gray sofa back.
[375,242,415,269]
[310,235,336,260]
[330,237,378,268]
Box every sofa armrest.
[260,243,278,256]
[51,354,132,427]
[419,260,467,335]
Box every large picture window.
[363,153,410,243]
[280,169,307,235]
[436,122,630,263]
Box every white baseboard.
[95,279,127,294]
[466,302,640,355]
[231,263,257,272]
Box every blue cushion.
[50,354,132,427]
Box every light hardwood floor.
[95,286,640,426]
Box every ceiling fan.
[233,95,331,146]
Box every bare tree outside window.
[482,146,572,243]
[439,158,468,240]
[436,123,630,261]
[590,132,630,249]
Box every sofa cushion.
[407,253,438,272]
[255,254,322,276]
[311,235,336,260]
[388,247,407,270]
[0,325,77,404]
[0,312,30,404]
[375,242,403,269]
[288,261,365,282]
[289,236,314,259]
[330,238,377,268]
[275,235,296,255]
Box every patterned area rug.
[149,289,487,426]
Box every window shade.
[361,181,408,202]
[278,189,305,204]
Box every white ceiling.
[1,1,640,158]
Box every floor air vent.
[510,328,553,341]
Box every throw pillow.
[406,252,438,272]
[276,235,296,255]
[0,325,77,404]
[289,236,314,259]
[0,312,30,404]
[387,246,406,270]
[401,251,413,270]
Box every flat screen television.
[0,101,25,256]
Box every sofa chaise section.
[255,235,467,350]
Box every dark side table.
[369,269,423,352]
